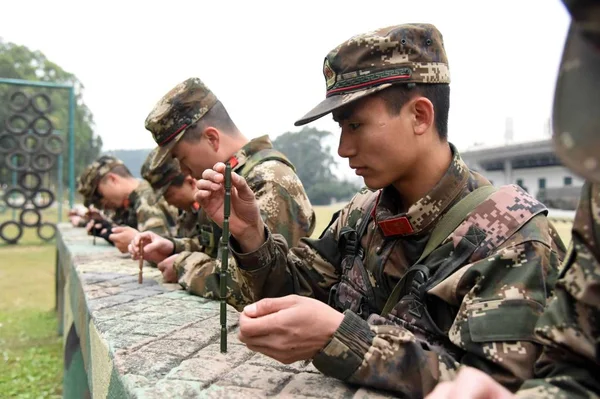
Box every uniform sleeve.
[230,187,372,303]
[135,199,175,236]
[309,238,558,396]
[172,250,254,312]
[171,236,203,254]
[246,160,316,248]
[231,226,342,303]
[516,183,600,399]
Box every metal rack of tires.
[0,90,63,244]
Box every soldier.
[76,155,178,252]
[140,147,203,280]
[426,1,600,398]
[195,23,566,396]
[129,77,316,310]
[141,147,200,239]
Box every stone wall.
[56,224,392,398]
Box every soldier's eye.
[349,123,361,130]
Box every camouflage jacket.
[517,182,600,399]
[170,204,203,253]
[173,135,316,310]
[231,146,565,396]
[112,180,178,236]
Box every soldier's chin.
[362,176,385,190]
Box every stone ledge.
[56,224,395,398]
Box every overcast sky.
[2,0,570,178]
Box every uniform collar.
[374,143,469,237]
[229,135,272,172]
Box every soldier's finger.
[143,240,164,257]
[243,295,299,318]
[201,168,224,184]
[196,178,222,192]
[212,162,226,173]
[239,312,279,338]
[230,173,255,200]
[133,232,152,247]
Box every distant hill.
[102,149,153,178]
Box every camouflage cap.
[141,147,185,203]
[77,155,124,207]
[553,0,600,182]
[295,23,450,126]
[144,78,218,170]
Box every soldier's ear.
[203,127,220,153]
[104,173,118,185]
[411,97,434,137]
[185,175,196,187]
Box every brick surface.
[57,225,386,398]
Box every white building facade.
[461,139,584,209]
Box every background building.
[461,137,584,210]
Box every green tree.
[0,38,102,189]
[273,127,360,205]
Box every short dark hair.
[181,100,238,143]
[169,173,187,187]
[108,164,132,178]
[378,83,450,140]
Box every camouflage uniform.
[230,24,565,396]
[513,2,600,398]
[172,205,203,251]
[141,147,199,240]
[516,183,600,398]
[144,79,316,310]
[77,155,177,236]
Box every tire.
[19,134,42,153]
[0,133,19,154]
[0,221,23,244]
[42,135,64,156]
[3,187,28,209]
[30,115,53,136]
[4,150,30,172]
[5,114,29,135]
[9,91,30,113]
[37,222,57,242]
[30,188,55,210]
[31,93,52,114]
[19,208,41,227]
[18,171,42,192]
[31,152,55,172]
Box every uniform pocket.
[468,299,544,343]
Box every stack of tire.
[0,90,63,244]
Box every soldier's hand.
[157,254,178,283]
[195,162,265,253]
[426,367,514,399]
[69,215,84,227]
[238,295,344,364]
[109,226,138,253]
[129,231,174,263]
[85,220,107,236]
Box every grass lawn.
[0,208,63,399]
